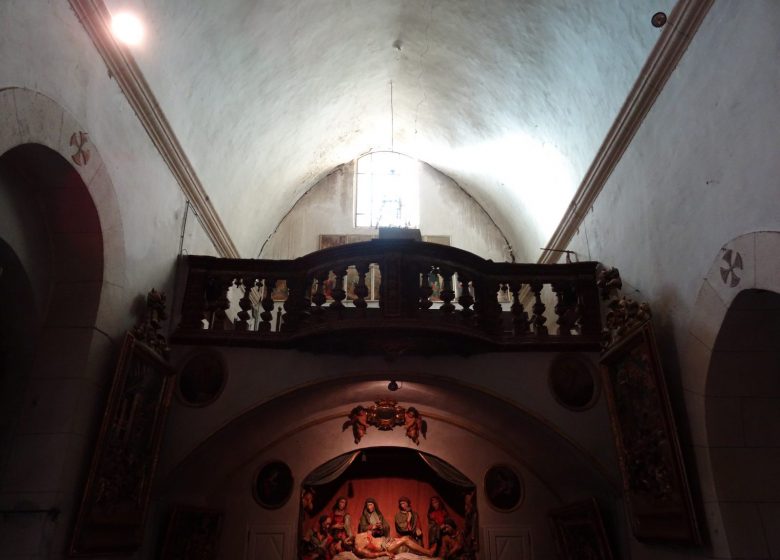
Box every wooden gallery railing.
[173,239,603,354]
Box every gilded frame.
[549,498,613,560]
[69,332,175,555]
[600,321,699,543]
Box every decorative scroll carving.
[598,267,652,350]
[131,288,170,357]
[69,332,175,555]
[342,400,428,445]
[596,266,623,300]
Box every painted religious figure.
[357,498,389,537]
[302,515,333,560]
[331,496,354,540]
[394,496,423,545]
[427,495,450,557]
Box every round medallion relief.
[177,351,227,407]
[548,354,599,410]
[254,460,294,509]
[484,464,523,512]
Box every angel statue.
[343,405,368,444]
[404,407,427,445]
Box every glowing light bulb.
[111,12,144,46]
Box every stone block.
[710,447,780,502]
[759,502,780,559]
[0,90,22,154]
[742,397,780,447]
[12,89,63,150]
[755,231,780,294]
[704,396,744,447]
[689,280,728,350]
[718,501,769,558]
[0,433,71,493]
[679,334,712,395]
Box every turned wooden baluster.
[418,267,435,310]
[552,281,578,335]
[575,276,600,336]
[457,273,475,322]
[310,272,328,320]
[353,263,370,313]
[436,268,454,316]
[329,266,347,312]
[510,283,530,335]
[474,278,502,334]
[529,280,548,335]
[281,276,306,332]
[258,277,276,332]
[234,276,255,331]
[206,276,233,331]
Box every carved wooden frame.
[160,505,224,559]
[69,332,176,555]
[600,321,699,543]
[549,498,613,560]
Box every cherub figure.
[147,288,168,329]
[404,407,427,445]
[343,406,368,444]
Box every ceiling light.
[111,12,144,46]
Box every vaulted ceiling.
[101,0,675,260]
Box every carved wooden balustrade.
[173,239,602,354]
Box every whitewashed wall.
[562,2,780,558]
[0,3,216,559]
[261,160,513,262]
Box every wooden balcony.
[172,239,603,355]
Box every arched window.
[355,151,419,228]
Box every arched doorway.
[683,231,780,557]
[705,288,780,558]
[0,142,105,556]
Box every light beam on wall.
[453,133,575,236]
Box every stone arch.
[0,87,126,556]
[157,375,622,559]
[681,230,780,557]
[0,87,125,294]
